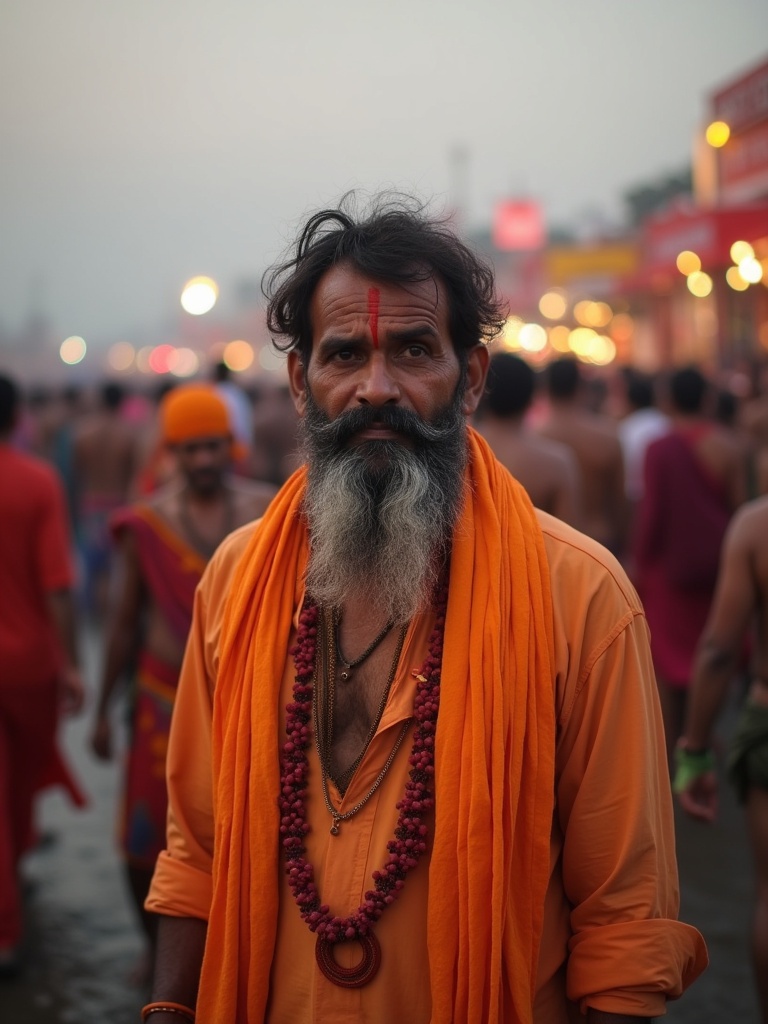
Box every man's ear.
[461,344,490,417]
[287,351,308,416]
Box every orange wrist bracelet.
[141,1002,196,1022]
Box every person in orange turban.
[160,383,247,461]
[144,198,706,1024]
[89,380,275,985]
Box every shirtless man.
[89,384,276,977]
[536,357,627,556]
[475,352,581,525]
[675,495,768,1022]
[73,381,139,619]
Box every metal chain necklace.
[316,606,407,801]
[333,608,395,682]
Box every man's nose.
[355,353,401,405]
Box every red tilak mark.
[367,287,381,348]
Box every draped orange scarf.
[199,428,556,1023]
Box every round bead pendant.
[315,931,382,988]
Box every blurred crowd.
[2,350,768,1010]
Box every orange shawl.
[199,428,555,1023]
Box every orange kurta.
[148,500,706,1021]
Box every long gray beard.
[300,394,468,624]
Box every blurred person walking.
[89,384,276,981]
[617,370,668,510]
[248,380,302,486]
[475,352,581,525]
[212,360,253,470]
[675,494,768,1022]
[0,375,85,977]
[633,366,748,766]
[74,382,139,621]
[537,356,627,557]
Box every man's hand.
[58,665,85,716]
[676,769,718,824]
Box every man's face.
[172,436,230,495]
[288,264,488,437]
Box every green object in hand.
[673,747,716,793]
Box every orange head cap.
[160,384,233,446]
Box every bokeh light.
[705,121,730,148]
[676,251,701,276]
[609,313,634,343]
[149,344,176,374]
[223,339,255,372]
[589,335,617,366]
[60,336,86,365]
[726,266,750,292]
[169,347,200,377]
[730,240,754,264]
[180,276,219,315]
[568,327,597,357]
[108,342,135,372]
[738,257,764,284]
[573,300,612,329]
[136,346,153,374]
[498,316,523,351]
[548,325,571,352]
[686,271,713,297]
[538,290,567,320]
[519,323,547,352]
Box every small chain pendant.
[330,816,341,836]
[339,665,351,681]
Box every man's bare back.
[477,419,581,526]
[537,406,625,552]
[74,412,138,499]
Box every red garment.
[110,505,207,868]
[111,505,207,647]
[0,445,85,945]
[633,428,731,686]
[122,653,180,869]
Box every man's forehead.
[310,265,446,323]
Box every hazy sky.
[1,0,767,348]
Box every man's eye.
[405,344,428,357]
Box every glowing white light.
[60,336,86,365]
[519,323,547,352]
[180,276,219,315]
[738,257,763,284]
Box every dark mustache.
[307,402,455,448]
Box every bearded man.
[143,199,706,1024]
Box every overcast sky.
[1,0,766,348]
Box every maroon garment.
[633,428,731,687]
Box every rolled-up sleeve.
[556,605,707,1015]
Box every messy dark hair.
[263,193,507,367]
